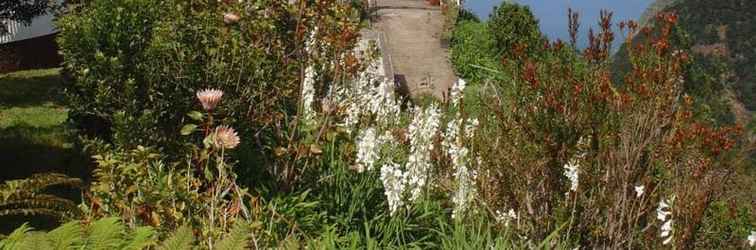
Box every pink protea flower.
[213,125,240,149]
[223,12,241,25]
[196,89,223,111]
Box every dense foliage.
[57,0,361,190]
[632,0,756,111]
[487,2,544,58]
[3,0,754,249]
[451,2,753,248]
[449,21,501,85]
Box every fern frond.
[123,226,157,250]
[0,174,82,220]
[0,208,71,217]
[2,217,162,250]
[13,232,51,250]
[46,220,84,249]
[84,217,127,250]
[0,194,78,210]
[0,223,33,250]
[215,221,251,250]
[0,173,82,200]
[158,225,194,250]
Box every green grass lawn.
[0,68,88,233]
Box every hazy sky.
[464,0,655,48]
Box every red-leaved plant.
[471,11,744,248]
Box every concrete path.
[371,0,457,99]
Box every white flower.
[380,162,406,216]
[451,167,473,219]
[300,29,319,123]
[450,78,467,106]
[212,125,240,150]
[563,161,579,193]
[657,197,674,245]
[442,117,460,152]
[748,231,755,247]
[634,185,645,198]
[662,234,673,245]
[660,219,673,238]
[406,105,441,201]
[301,65,317,122]
[355,128,380,172]
[196,89,223,111]
[442,101,479,219]
[657,199,672,221]
[495,209,517,227]
[332,38,400,132]
[451,147,476,219]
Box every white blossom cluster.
[495,209,518,227]
[380,162,407,216]
[563,137,590,196]
[657,197,674,245]
[355,128,379,172]
[301,29,320,124]
[301,66,317,123]
[443,78,480,219]
[332,39,400,133]
[563,160,579,195]
[449,78,467,107]
[333,38,410,216]
[748,230,755,247]
[406,105,442,201]
[450,147,477,219]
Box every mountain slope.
[661,0,755,111]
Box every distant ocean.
[464,0,655,48]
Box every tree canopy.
[1,0,55,35]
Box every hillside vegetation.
[1,0,754,249]
[635,0,756,112]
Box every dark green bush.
[57,0,299,152]
[56,0,362,170]
[450,21,501,84]
[488,2,543,58]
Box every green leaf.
[158,225,194,250]
[215,221,251,250]
[187,111,204,121]
[180,124,198,136]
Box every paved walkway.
[371,0,457,99]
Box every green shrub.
[470,12,750,248]
[58,0,292,150]
[694,201,754,249]
[57,0,363,191]
[57,0,358,155]
[488,2,543,58]
[450,21,501,84]
[56,0,167,145]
